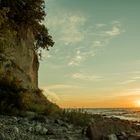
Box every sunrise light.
[135,101,140,107]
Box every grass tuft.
[0,72,61,116]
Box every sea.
[82,108,140,122]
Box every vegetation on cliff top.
[0,0,54,51]
[0,0,61,116]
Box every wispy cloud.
[130,71,140,74]
[119,79,136,85]
[72,72,103,81]
[67,49,95,66]
[105,26,121,36]
[46,14,86,45]
[133,76,140,80]
[127,88,140,94]
[44,84,80,89]
[96,23,106,28]
[60,16,86,45]
[93,41,104,47]
[118,75,140,85]
[94,21,124,47]
[68,50,83,66]
[45,10,124,67]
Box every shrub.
[0,71,26,114]
[0,72,61,116]
[60,109,94,126]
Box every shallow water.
[83,108,140,122]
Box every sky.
[39,0,140,108]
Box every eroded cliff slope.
[0,30,39,89]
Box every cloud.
[133,76,140,80]
[130,71,140,74]
[118,75,140,85]
[105,26,121,36]
[93,41,104,47]
[68,49,96,66]
[46,14,86,45]
[45,84,80,89]
[45,10,124,67]
[96,23,106,28]
[127,88,140,94]
[119,79,136,85]
[68,50,84,66]
[72,73,103,81]
[60,16,86,45]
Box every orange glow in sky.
[57,98,136,108]
[134,100,140,108]
[40,0,140,108]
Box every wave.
[83,108,140,122]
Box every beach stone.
[46,128,55,135]
[13,126,19,134]
[121,132,127,137]
[54,119,63,125]
[128,132,140,140]
[14,136,22,140]
[128,137,137,140]
[117,132,128,140]
[108,134,118,140]
[61,123,70,129]
[64,136,73,140]
[41,127,48,135]
[35,124,42,133]
[12,117,18,122]
[82,127,87,135]
[128,135,140,140]
[86,124,100,140]
[0,133,5,140]
[28,127,33,132]
[32,115,47,123]
[3,135,11,140]
[62,128,68,133]
[18,119,29,126]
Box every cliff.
[0,0,54,90]
[0,0,58,115]
[0,30,39,89]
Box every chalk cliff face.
[0,30,39,89]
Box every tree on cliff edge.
[0,0,61,115]
[0,0,54,51]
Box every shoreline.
[0,112,140,140]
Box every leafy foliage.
[35,25,54,51]
[0,0,54,51]
[0,7,9,26]
[0,71,24,114]
[0,0,45,25]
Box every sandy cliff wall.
[0,30,39,89]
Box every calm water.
[83,108,140,122]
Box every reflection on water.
[83,108,140,121]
